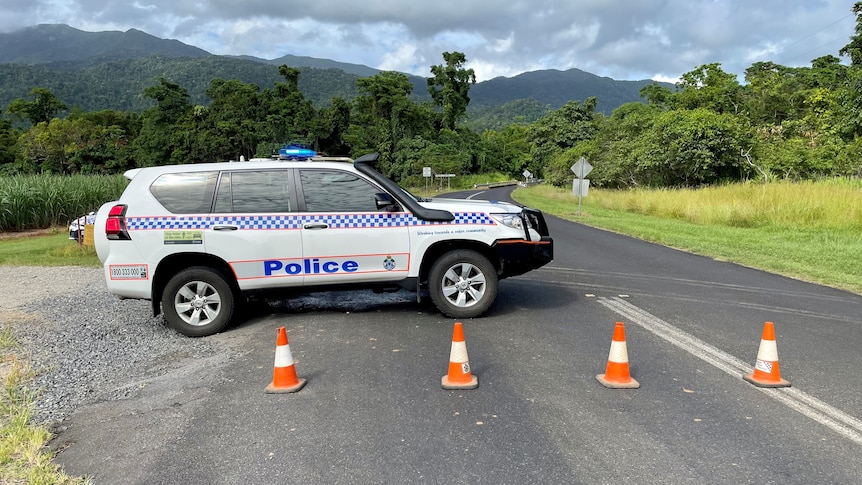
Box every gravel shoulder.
[1,266,225,426]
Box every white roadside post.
[570,157,593,215]
[423,166,432,193]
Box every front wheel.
[428,250,498,319]
[162,267,235,337]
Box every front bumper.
[493,237,554,279]
[492,206,553,278]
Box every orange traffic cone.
[265,326,307,393]
[596,322,640,389]
[743,321,790,388]
[442,322,478,390]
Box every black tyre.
[162,267,235,337]
[428,249,498,319]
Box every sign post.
[436,174,455,191]
[570,157,593,215]
[423,166,431,193]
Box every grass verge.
[513,183,862,296]
[1,232,95,483]
[0,231,100,267]
[1,324,88,484]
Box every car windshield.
[396,185,428,202]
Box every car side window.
[150,172,218,214]
[214,170,291,213]
[300,169,381,212]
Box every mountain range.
[0,24,670,126]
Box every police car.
[69,211,96,240]
[93,152,553,336]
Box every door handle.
[303,223,329,230]
[213,225,239,231]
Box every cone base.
[442,375,478,390]
[596,374,640,389]
[265,378,307,394]
[743,374,790,388]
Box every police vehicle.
[93,152,553,336]
[69,211,96,240]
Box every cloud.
[0,0,856,82]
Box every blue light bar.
[278,144,317,160]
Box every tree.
[428,52,476,131]
[743,62,803,125]
[528,98,600,179]
[808,55,848,89]
[839,2,862,66]
[6,87,67,126]
[133,79,192,166]
[674,63,743,114]
[347,71,419,175]
[0,118,20,173]
[476,124,532,176]
[16,118,102,174]
[259,65,316,152]
[836,67,862,140]
[640,82,674,107]
[278,65,301,92]
[205,79,266,161]
[641,108,754,186]
[313,96,352,155]
[141,78,190,125]
[66,109,140,172]
[585,102,662,188]
[169,105,218,165]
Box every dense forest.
[2,3,862,190]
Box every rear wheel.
[162,267,235,337]
[428,250,498,319]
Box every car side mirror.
[374,192,399,211]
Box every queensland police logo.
[383,255,396,271]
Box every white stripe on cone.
[756,339,779,361]
[274,345,294,367]
[608,340,629,363]
[449,341,469,364]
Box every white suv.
[94,153,553,336]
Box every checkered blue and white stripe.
[126,212,494,231]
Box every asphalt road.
[53,186,862,484]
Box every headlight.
[490,213,524,230]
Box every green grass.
[0,232,100,267]
[513,180,862,296]
[0,230,97,483]
[1,325,89,484]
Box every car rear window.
[214,170,292,213]
[150,172,218,214]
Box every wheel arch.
[151,253,239,316]
[418,240,500,287]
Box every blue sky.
[1,0,858,82]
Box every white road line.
[598,296,862,445]
[466,191,485,200]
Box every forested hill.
[0,57,368,112]
[0,24,210,64]
[0,24,667,117]
[471,69,664,114]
